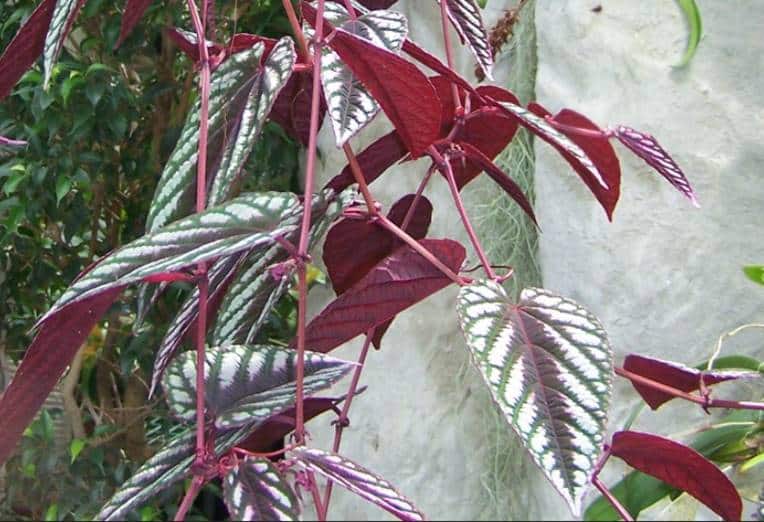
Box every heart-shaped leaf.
[115,0,154,48]
[41,191,300,324]
[325,130,407,192]
[456,281,613,516]
[437,0,493,80]
[223,457,300,521]
[303,238,466,353]
[146,45,265,232]
[293,447,424,521]
[43,0,86,88]
[610,430,742,521]
[0,0,56,100]
[622,354,756,410]
[614,125,699,207]
[208,37,296,206]
[528,104,621,221]
[162,345,354,429]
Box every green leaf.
[676,0,702,67]
[2,167,27,195]
[40,191,301,323]
[44,503,58,521]
[744,265,764,286]
[223,457,300,521]
[208,37,296,206]
[146,45,265,232]
[162,344,354,429]
[457,281,613,516]
[43,0,85,88]
[695,354,763,372]
[69,437,85,463]
[55,175,71,204]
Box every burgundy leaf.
[323,194,432,296]
[458,142,537,226]
[0,0,56,101]
[357,0,398,8]
[615,125,699,207]
[0,288,122,465]
[164,27,215,63]
[303,238,466,353]
[529,103,621,220]
[623,354,755,410]
[270,70,326,146]
[115,0,154,49]
[326,28,441,158]
[610,430,742,521]
[402,39,478,97]
[324,130,407,192]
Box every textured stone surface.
[535,1,764,518]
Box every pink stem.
[593,477,634,522]
[343,142,378,215]
[281,0,310,61]
[400,165,436,232]
[342,0,357,19]
[615,367,764,411]
[323,330,373,512]
[175,476,205,521]
[545,115,613,139]
[438,0,462,112]
[431,147,495,279]
[295,0,326,445]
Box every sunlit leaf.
[457,281,613,516]
[223,457,300,521]
[744,265,764,286]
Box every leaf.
[458,142,537,226]
[528,104,621,221]
[303,238,466,353]
[162,344,354,429]
[55,174,71,204]
[401,39,477,96]
[610,430,742,521]
[359,0,399,8]
[744,265,764,286]
[223,457,300,521]
[325,26,441,158]
[676,0,702,67]
[146,45,265,232]
[269,70,326,146]
[319,7,408,146]
[43,0,86,88]
[42,191,300,323]
[293,447,424,521]
[323,194,432,296]
[614,125,699,207]
[115,0,154,48]
[0,0,57,100]
[0,288,121,466]
[622,354,756,410]
[456,281,613,516]
[492,100,610,191]
[208,37,296,206]
[438,0,493,80]
[149,253,248,397]
[325,130,407,192]
[69,438,86,464]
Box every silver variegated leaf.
[498,101,609,190]
[456,281,613,517]
[96,423,257,521]
[40,191,300,323]
[146,45,265,232]
[615,125,699,207]
[315,6,408,146]
[438,0,494,80]
[148,253,248,397]
[162,344,354,429]
[208,37,296,206]
[43,0,84,88]
[223,457,300,521]
[293,448,424,521]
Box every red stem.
[282,0,311,61]
[400,165,436,231]
[432,147,496,280]
[175,476,205,522]
[438,0,462,112]
[323,330,373,512]
[342,0,357,19]
[295,0,326,446]
[343,142,378,215]
[615,367,764,411]
[592,476,634,521]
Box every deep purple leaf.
[0,287,122,466]
[325,130,407,192]
[357,0,398,8]
[615,125,699,207]
[326,28,441,158]
[529,103,621,221]
[0,0,56,101]
[611,430,742,521]
[459,142,537,226]
[270,70,326,146]
[303,238,466,353]
[623,354,755,410]
[115,0,154,48]
[323,194,432,295]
